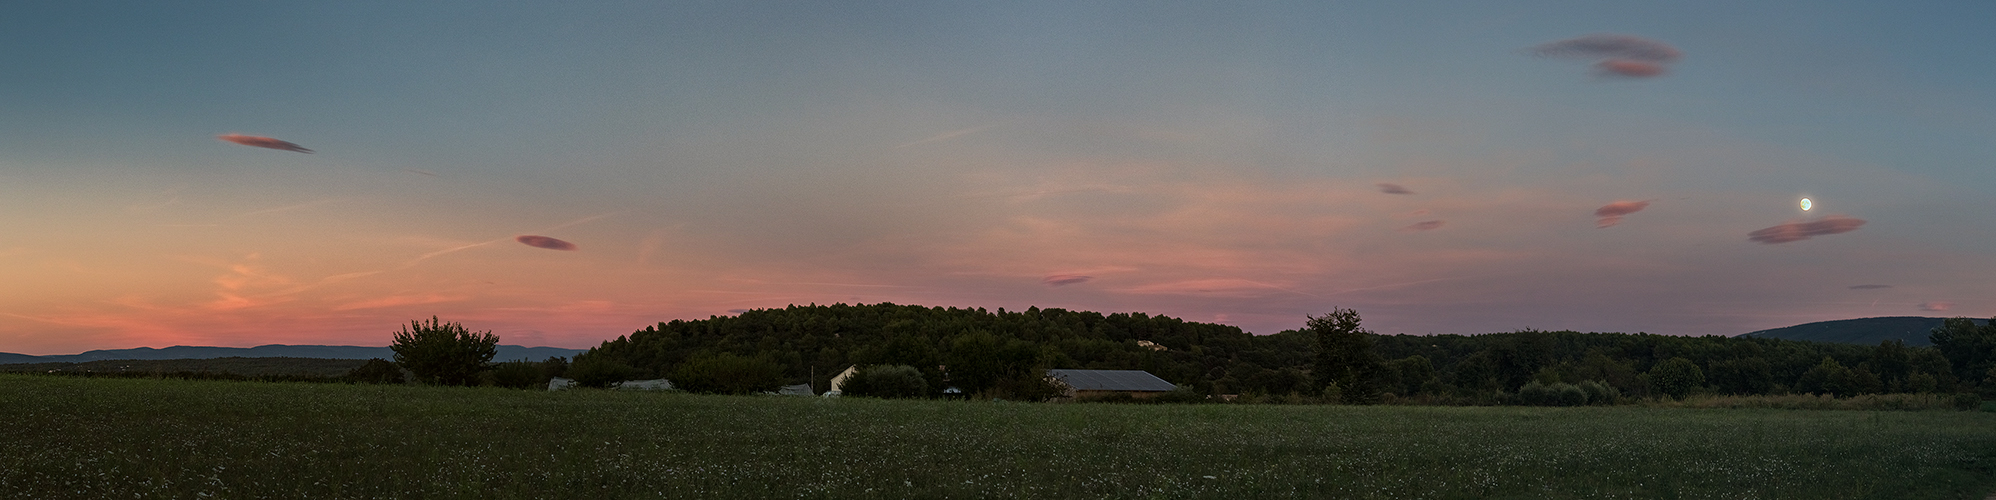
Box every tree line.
[356,305,1996,407]
[567,303,1996,404]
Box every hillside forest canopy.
[569,303,1996,403]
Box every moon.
[1800,198,1812,211]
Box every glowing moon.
[1800,198,1812,211]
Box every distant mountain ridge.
[1738,316,1990,347]
[0,344,584,365]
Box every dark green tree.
[1870,340,1912,390]
[538,356,569,380]
[1796,357,1866,396]
[840,364,929,399]
[1930,317,1996,385]
[672,352,787,394]
[1386,355,1437,395]
[1707,357,1773,395]
[1645,357,1704,399]
[568,354,638,388]
[389,317,498,386]
[1310,308,1384,404]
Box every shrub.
[345,358,404,384]
[1955,392,1982,411]
[1516,381,1554,406]
[992,373,1065,402]
[1577,380,1620,405]
[1555,383,1588,407]
[491,361,546,389]
[1150,385,1208,404]
[841,365,928,399]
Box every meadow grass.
[3,374,1994,499]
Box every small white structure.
[769,384,815,396]
[822,365,860,397]
[614,378,675,391]
[547,377,576,391]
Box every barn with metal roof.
[1046,369,1177,399]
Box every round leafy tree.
[1646,357,1705,399]
[390,317,498,386]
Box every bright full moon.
[1801,198,1813,211]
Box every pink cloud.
[1920,302,1952,312]
[216,134,313,153]
[1594,200,1651,228]
[1402,220,1445,232]
[1042,274,1093,287]
[1530,34,1681,79]
[1377,183,1415,195]
[515,235,578,251]
[1747,215,1866,244]
[1595,59,1668,78]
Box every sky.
[5,1,1995,354]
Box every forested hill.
[1740,317,1989,347]
[578,303,1996,402]
[578,303,1314,397]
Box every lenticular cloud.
[1531,34,1682,79]
[515,235,577,251]
[1747,215,1866,244]
[1377,183,1415,195]
[217,134,313,153]
[1532,34,1682,62]
[1594,200,1651,228]
[1043,275,1093,287]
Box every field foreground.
[3,375,1994,499]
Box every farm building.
[822,365,860,397]
[1045,369,1176,399]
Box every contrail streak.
[893,125,991,149]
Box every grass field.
[3,375,1994,499]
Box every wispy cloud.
[1117,278,1319,298]
[1920,301,1952,312]
[333,294,466,311]
[1848,284,1892,290]
[238,199,341,218]
[894,125,992,149]
[1042,274,1093,287]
